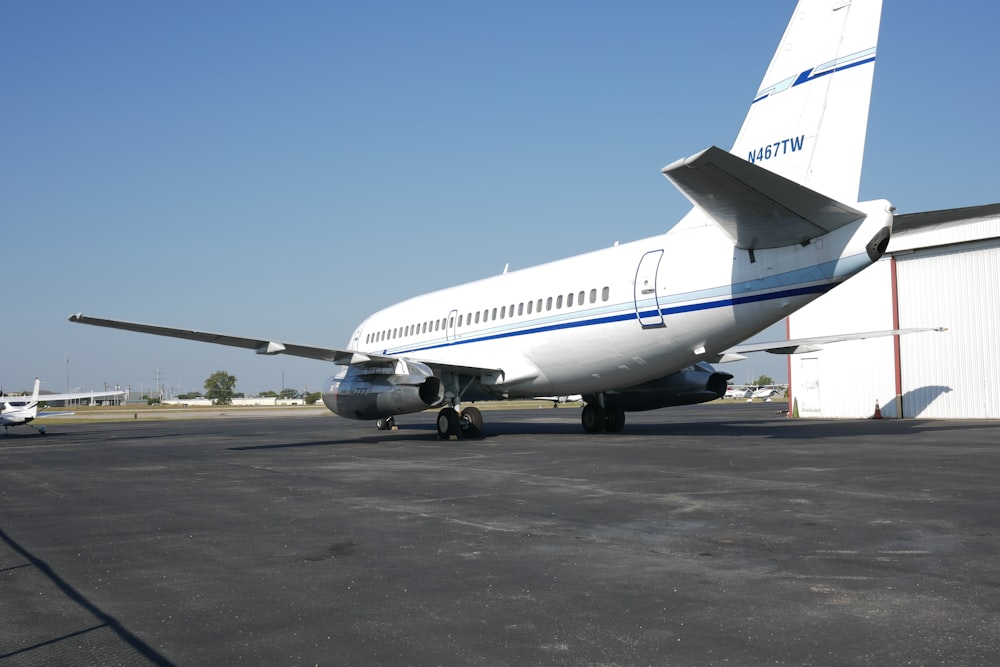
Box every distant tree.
[755,374,774,387]
[304,391,322,405]
[204,371,237,405]
[279,388,300,400]
[259,390,278,397]
[177,392,203,400]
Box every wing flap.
[661,146,865,249]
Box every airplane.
[1,378,125,435]
[68,0,943,438]
[748,386,784,402]
[724,385,752,400]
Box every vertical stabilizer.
[730,0,882,203]
[31,378,41,403]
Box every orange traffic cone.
[871,401,882,419]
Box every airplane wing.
[68,313,503,377]
[27,390,124,402]
[0,390,123,402]
[661,146,866,249]
[716,326,947,360]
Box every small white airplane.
[724,386,752,400]
[748,386,784,402]
[1,378,125,435]
[68,0,942,437]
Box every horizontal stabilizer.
[661,146,865,249]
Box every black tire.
[581,404,605,433]
[459,406,484,439]
[437,407,460,439]
[604,405,626,433]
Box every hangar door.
[895,239,1000,418]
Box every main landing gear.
[580,401,625,434]
[435,406,483,440]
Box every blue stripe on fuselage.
[381,281,835,357]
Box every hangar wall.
[894,240,1000,418]
[787,213,1000,419]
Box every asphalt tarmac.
[2,403,999,665]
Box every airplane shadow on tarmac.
[227,402,998,452]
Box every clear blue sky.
[3,1,998,396]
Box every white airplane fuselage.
[342,200,891,400]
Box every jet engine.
[322,359,444,420]
[588,362,732,412]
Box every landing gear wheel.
[437,407,461,439]
[459,406,484,439]
[581,404,605,434]
[375,416,395,431]
[604,405,625,433]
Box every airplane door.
[634,250,664,328]
[446,309,459,341]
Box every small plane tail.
[730,0,882,203]
[30,378,41,404]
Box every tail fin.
[731,0,882,203]
[31,378,41,403]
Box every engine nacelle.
[322,359,444,420]
[589,362,732,412]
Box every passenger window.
[458,315,463,327]
[590,288,597,304]
[567,293,574,308]
[450,316,455,328]
[491,308,497,320]
[518,303,524,316]
[546,297,552,311]
[475,312,480,324]
[602,286,610,301]
[556,295,563,309]
[537,299,543,312]
[527,301,533,314]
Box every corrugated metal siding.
[788,259,897,418]
[896,240,1000,418]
